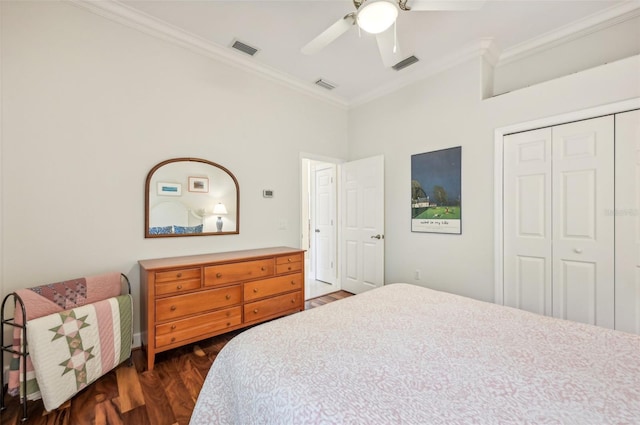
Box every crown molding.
[68,0,350,110]
[68,0,639,109]
[350,38,499,107]
[498,1,640,66]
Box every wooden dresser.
[139,246,305,370]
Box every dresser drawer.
[156,285,241,322]
[155,278,201,296]
[276,261,302,275]
[204,259,274,287]
[155,306,242,348]
[155,267,201,283]
[276,253,303,265]
[244,291,302,323]
[244,273,303,302]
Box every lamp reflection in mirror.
[213,203,228,232]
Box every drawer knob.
[226,311,230,317]
[253,308,259,314]
[291,299,295,303]
[253,288,258,293]
[226,322,231,327]
[288,266,292,271]
[177,272,182,278]
[171,325,176,330]
[288,258,292,263]
[177,284,183,290]
[216,273,222,278]
[225,294,231,300]
[170,305,177,311]
[291,280,296,285]
[261,267,266,271]
[171,337,176,343]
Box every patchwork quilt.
[26,294,133,411]
[7,272,125,402]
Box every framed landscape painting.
[411,146,462,234]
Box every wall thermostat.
[263,189,274,198]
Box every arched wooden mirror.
[145,158,239,237]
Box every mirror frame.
[145,157,240,238]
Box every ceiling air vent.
[392,55,419,71]
[314,78,337,90]
[231,39,259,56]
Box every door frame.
[300,153,343,291]
[493,98,640,305]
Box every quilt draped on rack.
[7,272,124,402]
[26,295,133,411]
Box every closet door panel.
[557,260,597,325]
[552,116,614,328]
[615,109,640,334]
[503,128,552,315]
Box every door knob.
[315,229,320,233]
[371,234,382,239]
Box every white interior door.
[313,164,336,284]
[341,155,385,294]
[503,128,553,316]
[615,109,640,334]
[552,116,614,328]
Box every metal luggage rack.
[1,273,131,422]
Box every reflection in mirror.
[145,158,239,237]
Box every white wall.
[0,1,348,337]
[349,54,640,302]
[493,14,640,95]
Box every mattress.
[190,283,640,424]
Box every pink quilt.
[8,272,123,401]
[191,283,640,424]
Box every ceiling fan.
[301,0,486,67]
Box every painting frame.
[188,176,209,193]
[411,146,462,234]
[157,182,182,197]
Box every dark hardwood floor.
[1,290,353,425]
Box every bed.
[148,201,203,234]
[190,283,640,424]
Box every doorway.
[301,157,339,300]
[301,154,386,299]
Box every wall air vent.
[231,39,259,56]
[392,55,419,71]
[314,78,337,90]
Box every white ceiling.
[110,0,637,106]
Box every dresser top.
[139,246,304,270]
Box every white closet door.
[615,109,640,334]
[503,128,552,315]
[552,116,615,328]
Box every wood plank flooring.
[1,290,353,425]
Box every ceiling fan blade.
[301,15,355,55]
[376,26,406,68]
[408,0,486,11]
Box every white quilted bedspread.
[190,283,640,424]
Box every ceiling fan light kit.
[357,0,399,34]
[301,0,485,68]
